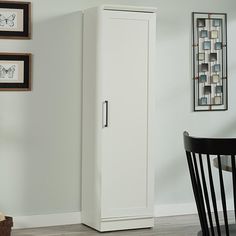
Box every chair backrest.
[183,131,236,236]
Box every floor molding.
[13,199,235,229]
[154,203,197,217]
[154,198,235,217]
[13,212,81,229]
[13,203,199,229]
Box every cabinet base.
[83,217,154,232]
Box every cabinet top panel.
[85,5,157,13]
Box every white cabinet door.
[101,10,155,218]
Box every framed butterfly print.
[0,53,31,91]
[0,1,31,39]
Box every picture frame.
[0,53,31,91]
[0,1,31,39]
[213,19,221,27]
[201,63,209,72]
[199,97,207,105]
[200,30,208,38]
[211,74,220,83]
[198,53,205,61]
[215,42,222,50]
[192,12,227,111]
[213,64,221,72]
[203,41,211,50]
[204,85,211,94]
[210,30,218,39]
[209,53,217,62]
[197,19,205,27]
[214,96,222,105]
[216,85,223,94]
[199,74,207,83]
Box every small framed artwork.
[204,85,211,94]
[210,30,218,39]
[214,96,222,105]
[213,64,221,72]
[201,63,208,72]
[0,53,31,90]
[0,1,31,39]
[203,41,211,50]
[192,12,227,111]
[197,19,205,27]
[200,30,208,38]
[213,19,221,27]
[216,85,223,93]
[199,97,207,105]
[215,42,222,50]
[199,74,207,83]
[198,53,205,61]
[211,74,219,83]
[209,53,217,62]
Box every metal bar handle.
[102,101,108,128]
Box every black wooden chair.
[183,131,236,236]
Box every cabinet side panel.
[82,8,101,230]
[147,13,156,218]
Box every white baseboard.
[13,203,199,229]
[13,212,81,229]
[154,198,234,217]
[12,200,235,229]
[154,203,197,217]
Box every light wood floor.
[12,214,201,236]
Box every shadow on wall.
[0,11,83,216]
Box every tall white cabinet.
[82,5,157,232]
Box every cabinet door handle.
[102,101,108,128]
